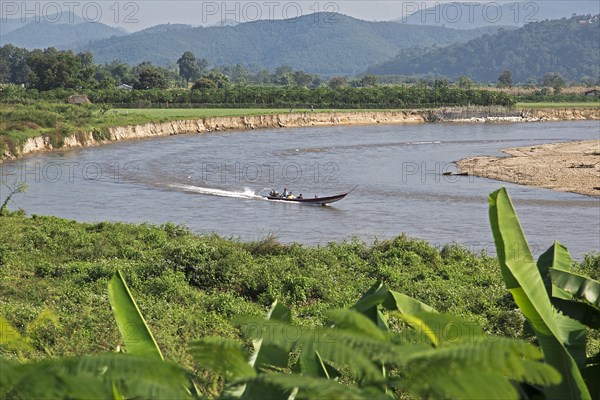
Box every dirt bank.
[3,111,426,161]
[2,108,599,162]
[457,140,600,197]
[521,108,600,121]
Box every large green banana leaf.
[489,188,590,399]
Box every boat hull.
[264,192,349,205]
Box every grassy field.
[113,108,299,119]
[110,108,394,118]
[517,102,600,108]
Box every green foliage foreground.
[1,189,599,399]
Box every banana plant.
[489,187,600,400]
[1,271,196,399]
[107,269,164,360]
[192,283,560,400]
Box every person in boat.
[287,192,294,199]
[297,194,303,199]
[281,188,289,197]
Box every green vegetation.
[1,274,563,399]
[0,213,531,364]
[1,188,598,398]
[0,182,26,216]
[1,84,516,108]
[489,188,599,398]
[371,15,600,83]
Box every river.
[2,120,599,259]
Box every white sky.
[1,1,598,31]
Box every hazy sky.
[2,1,599,31]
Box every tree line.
[5,45,597,108]
[0,45,375,91]
[0,84,516,108]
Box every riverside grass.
[0,213,598,370]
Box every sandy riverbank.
[2,107,599,162]
[457,140,600,197]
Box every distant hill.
[0,12,126,49]
[369,15,600,83]
[133,23,194,35]
[0,11,86,35]
[206,19,239,27]
[79,13,503,74]
[398,1,600,29]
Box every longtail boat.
[264,186,357,206]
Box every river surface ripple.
[2,121,599,259]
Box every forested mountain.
[0,13,125,49]
[0,11,87,34]
[79,13,502,74]
[399,1,599,29]
[370,15,600,83]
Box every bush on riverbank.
[1,213,598,369]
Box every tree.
[433,78,449,88]
[328,76,348,89]
[254,69,273,84]
[177,51,201,84]
[0,44,30,84]
[359,74,379,87]
[274,65,293,77]
[26,48,91,90]
[497,70,513,88]
[541,72,566,94]
[1,181,27,216]
[203,70,229,88]
[457,75,473,89]
[114,62,136,85]
[134,64,168,89]
[523,78,537,89]
[292,71,313,87]
[0,57,10,83]
[227,64,249,83]
[197,58,209,73]
[76,51,95,86]
[276,73,293,86]
[191,78,217,90]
